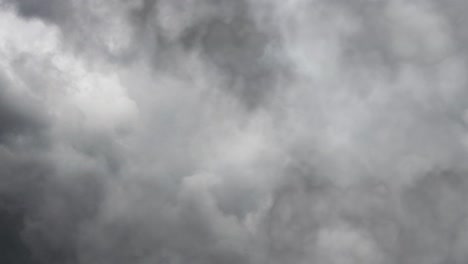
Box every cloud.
[1,0,468,264]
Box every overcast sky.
[1,0,468,263]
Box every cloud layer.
[1,0,468,263]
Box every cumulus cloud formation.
[1,0,468,263]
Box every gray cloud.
[1,0,468,263]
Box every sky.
[1,0,468,263]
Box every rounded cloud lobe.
[1,0,468,263]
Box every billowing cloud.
[1,0,468,263]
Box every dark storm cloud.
[398,170,468,264]
[179,0,280,109]
[0,71,106,264]
[0,76,46,141]
[2,0,468,264]
[0,68,50,264]
[3,0,71,22]
[125,0,283,109]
